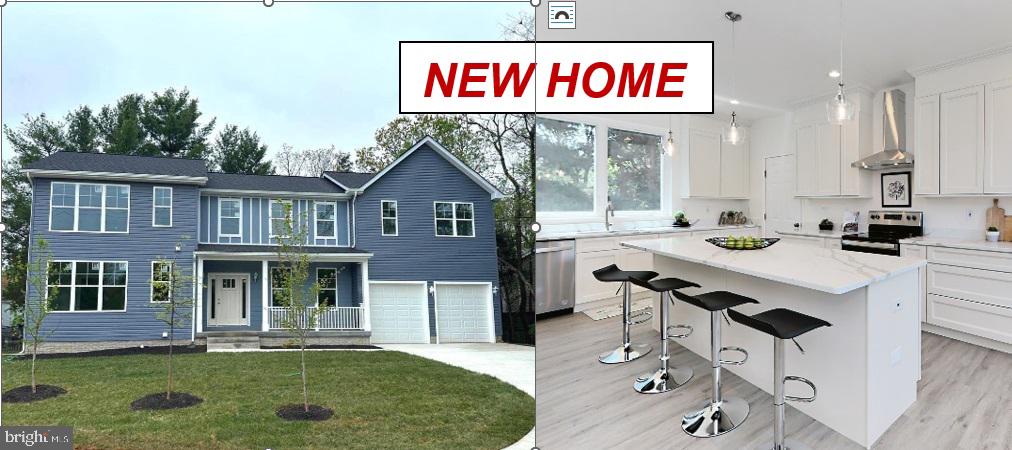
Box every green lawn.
[1,350,534,449]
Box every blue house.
[23,137,504,351]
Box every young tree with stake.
[18,239,58,394]
[150,239,194,400]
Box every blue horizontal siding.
[29,178,199,342]
[355,144,502,337]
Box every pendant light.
[827,0,854,124]
[722,11,746,146]
[664,114,677,157]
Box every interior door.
[210,275,247,326]
[765,155,802,235]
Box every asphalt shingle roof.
[197,244,369,254]
[205,172,345,194]
[323,171,375,189]
[25,151,209,178]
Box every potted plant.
[673,210,690,227]
[986,226,1000,242]
[819,219,835,231]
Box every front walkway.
[378,343,534,450]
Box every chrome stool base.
[681,397,750,438]
[755,438,812,450]
[633,366,693,394]
[598,344,651,364]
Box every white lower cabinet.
[900,244,928,322]
[778,234,839,249]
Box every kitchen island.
[622,236,926,448]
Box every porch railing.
[267,306,364,331]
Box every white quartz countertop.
[623,236,925,295]
[776,228,848,239]
[899,236,1012,254]
[536,224,758,241]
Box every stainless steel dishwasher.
[535,239,576,317]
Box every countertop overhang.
[536,224,758,241]
[623,236,926,295]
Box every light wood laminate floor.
[535,313,1012,449]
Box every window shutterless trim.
[433,201,475,238]
[269,199,293,238]
[313,201,338,240]
[152,186,173,227]
[380,200,398,237]
[48,182,131,233]
[150,260,173,303]
[217,197,243,239]
[48,260,129,313]
[316,267,339,307]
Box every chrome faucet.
[605,199,615,231]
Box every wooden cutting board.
[1005,216,1012,242]
[986,199,1006,240]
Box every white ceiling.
[536,0,1012,120]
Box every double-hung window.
[317,268,337,307]
[315,202,336,239]
[434,202,475,237]
[218,198,242,237]
[50,182,130,232]
[48,261,127,311]
[270,267,291,306]
[607,128,662,212]
[270,200,293,238]
[381,200,398,236]
[152,187,173,227]
[535,118,596,213]
[151,262,172,303]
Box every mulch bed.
[275,404,334,421]
[2,384,67,403]
[11,345,207,360]
[260,344,380,350]
[130,392,203,411]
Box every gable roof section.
[322,171,375,190]
[23,151,209,184]
[205,172,346,195]
[357,136,505,199]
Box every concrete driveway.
[378,343,534,449]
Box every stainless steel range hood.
[852,89,914,170]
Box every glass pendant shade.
[664,131,677,157]
[827,84,855,125]
[722,112,746,146]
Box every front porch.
[194,245,374,336]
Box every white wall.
[750,83,1012,238]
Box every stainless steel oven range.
[841,211,923,256]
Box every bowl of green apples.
[706,235,780,250]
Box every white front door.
[435,283,494,343]
[209,274,249,326]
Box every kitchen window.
[434,202,474,237]
[317,268,338,307]
[270,267,291,306]
[536,118,596,213]
[151,261,172,303]
[608,128,663,212]
[315,202,337,239]
[49,182,130,232]
[218,198,242,237]
[152,187,173,227]
[48,261,128,312]
[381,200,398,236]
[270,200,293,238]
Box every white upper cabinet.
[816,122,842,196]
[792,93,870,197]
[720,140,750,198]
[939,85,985,194]
[914,95,941,195]
[985,78,1012,193]
[685,128,721,198]
[681,116,749,199]
[795,124,818,196]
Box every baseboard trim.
[922,322,1012,354]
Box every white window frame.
[269,199,293,238]
[314,201,338,240]
[381,200,398,237]
[218,197,243,239]
[48,260,129,313]
[150,261,173,303]
[316,268,339,307]
[606,126,666,217]
[152,186,173,227]
[433,201,475,238]
[48,182,131,233]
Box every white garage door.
[435,283,493,343]
[369,282,429,344]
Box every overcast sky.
[1,2,527,159]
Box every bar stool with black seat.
[728,308,831,450]
[672,289,759,438]
[592,264,659,364]
[627,276,701,394]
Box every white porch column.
[261,260,270,331]
[196,258,204,334]
[361,260,371,331]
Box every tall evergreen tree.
[140,88,216,159]
[64,106,99,153]
[212,124,273,175]
[97,94,147,154]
